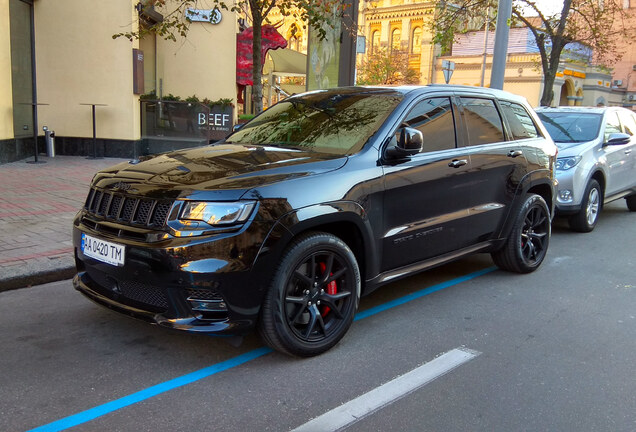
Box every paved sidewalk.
[0,155,128,291]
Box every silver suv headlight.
[555,156,582,170]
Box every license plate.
[81,233,125,266]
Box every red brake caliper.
[319,262,337,316]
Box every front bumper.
[554,168,584,215]
[72,212,277,335]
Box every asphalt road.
[1,201,634,432]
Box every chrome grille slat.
[134,200,153,225]
[98,192,111,215]
[107,195,123,219]
[121,198,136,222]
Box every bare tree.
[432,0,635,106]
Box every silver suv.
[536,106,636,232]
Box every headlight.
[180,201,256,226]
[555,156,582,170]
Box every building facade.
[609,0,636,106]
[1,0,237,164]
[357,0,623,107]
[358,0,438,85]
[441,28,621,107]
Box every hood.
[555,139,597,153]
[92,144,347,199]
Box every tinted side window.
[403,97,456,152]
[499,101,540,139]
[460,97,505,145]
[617,111,636,136]
[604,112,622,141]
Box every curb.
[0,266,76,293]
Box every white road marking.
[291,347,480,432]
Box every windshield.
[537,112,602,144]
[226,90,403,155]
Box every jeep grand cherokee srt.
[73,86,557,357]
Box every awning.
[264,48,307,77]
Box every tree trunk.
[539,0,572,107]
[540,72,556,107]
[540,38,567,107]
[252,9,263,114]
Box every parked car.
[536,107,636,232]
[73,86,557,357]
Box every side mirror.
[385,127,423,159]
[605,132,630,146]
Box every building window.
[371,30,380,53]
[391,28,401,52]
[411,27,422,54]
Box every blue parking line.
[29,266,495,432]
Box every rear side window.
[604,112,622,142]
[499,101,540,139]
[403,97,456,152]
[460,97,505,145]
[618,111,636,136]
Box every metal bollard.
[43,126,55,157]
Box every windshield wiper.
[289,98,335,118]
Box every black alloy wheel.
[492,194,551,273]
[259,232,360,357]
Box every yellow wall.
[434,54,544,106]
[34,0,140,140]
[157,1,236,104]
[359,0,438,84]
[0,0,13,140]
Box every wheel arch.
[588,170,606,202]
[255,202,378,294]
[526,182,553,214]
[497,170,555,240]
[521,169,554,215]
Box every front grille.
[83,187,173,229]
[119,280,169,310]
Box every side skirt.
[363,240,501,295]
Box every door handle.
[508,150,523,158]
[625,149,632,155]
[448,159,468,168]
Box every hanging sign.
[186,8,222,24]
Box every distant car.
[73,86,557,357]
[536,106,636,232]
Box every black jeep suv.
[73,86,557,356]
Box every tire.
[259,232,361,357]
[568,179,602,232]
[626,194,636,212]
[491,194,551,274]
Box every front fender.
[253,201,379,289]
